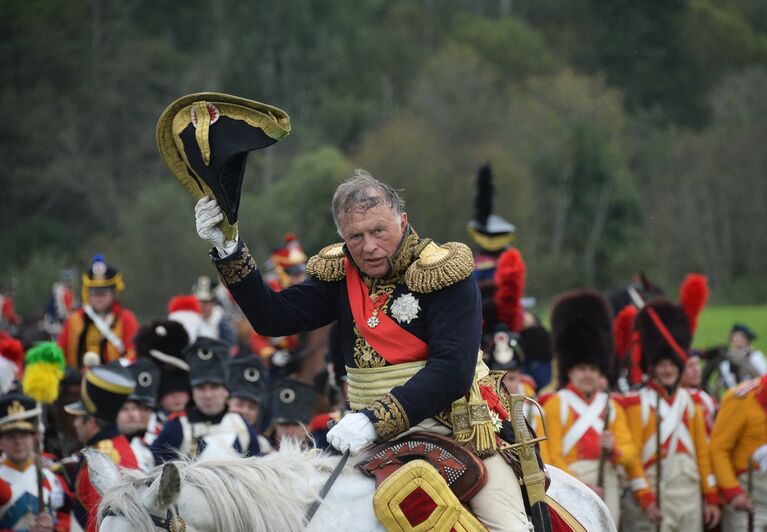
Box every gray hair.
[331,169,405,232]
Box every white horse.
[86,444,616,532]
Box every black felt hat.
[64,365,135,423]
[126,359,160,409]
[271,379,316,425]
[184,337,230,387]
[551,290,615,386]
[157,92,291,241]
[227,355,267,404]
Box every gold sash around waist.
[346,352,490,411]
[346,360,427,410]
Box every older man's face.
[339,201,407,278]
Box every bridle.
[103,504,186,532]
[104,449,348,531]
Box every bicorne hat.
[157,92,291,242]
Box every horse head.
[85,449,210,532]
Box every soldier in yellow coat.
[710,374,767,531]
[541,290,640,524]
[620,299,720,532]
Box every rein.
[103,503,186,532]
[304,449,350,526]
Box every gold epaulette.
[94,439,121,464]
[306,243,346,281]
[404,241,474,293]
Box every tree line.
[2,0,766,319]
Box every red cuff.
[705,492,721,506]
[637,491,656,509]
[610,446,621,464]
[721,485,744,503]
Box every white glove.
[326,412,377,454]
[752,444,767,472]
[195,196,238,257]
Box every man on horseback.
[193,170,534,531]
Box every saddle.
[359,432,581,532]
[359,432,487,502]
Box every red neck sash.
[345,258,428,365]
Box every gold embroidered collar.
[349,226,426,290]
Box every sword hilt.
[509,395,551,532]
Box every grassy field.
[694,305,767,351]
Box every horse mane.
[98,443,339,531]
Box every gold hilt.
[506,394,547,508]
[498,395,548,452]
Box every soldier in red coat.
[57,255,138,369]
[64,365,138,532]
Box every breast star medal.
[390,293,421,324]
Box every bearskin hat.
[135,320,190,368]
[135,320,191,399]
[637,299,691,373]
[551,290,614,387]
[518,325,553,363]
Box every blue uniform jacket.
[150,406,262,463]
[211,237,482,440]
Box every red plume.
[167,294,202,314]
[494,248,526,332]
[613,305,638,363]
[679,274,709,332]
[0,332,24,376]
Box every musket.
[655,389,662,532]
[748,458,754,532]
[35,452,45,513]
[35,402,46,515]
[596,394,612,492]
